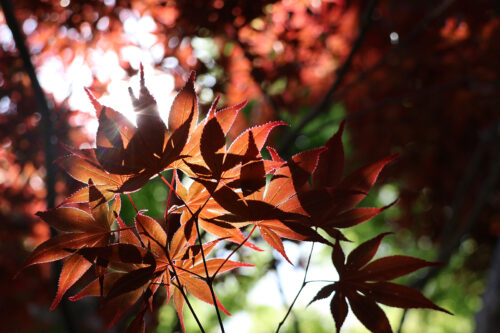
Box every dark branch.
[0,0,71,330]
[279,0,458,155]
[0,0,56,208]
[278,0,379,155]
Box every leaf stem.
[126,193,139,213]
[276,241,315,332]
[160,172,226,332]
[165,247,205,333]
[212,224,257,278]
[165,169,176,221]
[304,279,336,284]
[193,209,226,332]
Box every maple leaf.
[293,121,398,240]
[99,68,195,193]
[62,66,196,198]
[20,63,452,333]
[57,146,131,205]
[71,209,252,332]
[69,271,146,328]
[309,234,451,332]
[130,211,252,331]
[170,112,292,254]
[170,173,262,251]
[244,146,333,262]
[21,180,121,310]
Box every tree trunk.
[476,238,500,333]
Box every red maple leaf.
[309,234,451,332]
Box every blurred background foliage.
[0,0,499,332]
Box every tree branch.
[279,0,458,155]
[278,0,379,155]
[0,0,56,208]
[0,0,75,331]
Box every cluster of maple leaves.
[21,67,449,332]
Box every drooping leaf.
[50,254,92,310]
[325,203,396,229]
[347,291,392,333]
[180,259,253,277]
[22,232,105,268]
[311,233,450,332]
[336,154,398,210]
[331,291,348,333]
[200,116,226,176]
[259,226,292,264]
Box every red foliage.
[20,69,448,332]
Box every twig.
[276,242,315,332]
[278,0,379,155]
[212,224,257,278]
[159,173,226,332]
[193,210,226,332]
[158,173,212,331]
[165,247,206,332]
[305,280,336,284]
[120,195,206,331]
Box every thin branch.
[159,172,225,332]
[115,202,205,330]
[193,213,225,332]
[0,0,56,208]
[170,264,206,280]
[278,0,379,155]
[212,224,257,278]
[165,246,206,333]
[191,181,228,332]
[276,241,315,332]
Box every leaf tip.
[49,294,62,311]
[188,70,196,84]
